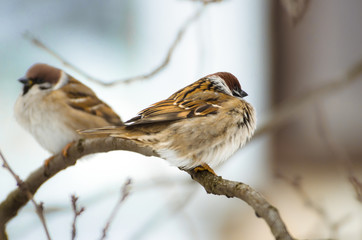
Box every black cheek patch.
[22,85,31,96]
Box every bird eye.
[33,78,44,84]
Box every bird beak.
[18,77,34,96]
[18,77,32,86]
[233,89,248,98]
[240,90,248,98]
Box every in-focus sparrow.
[81,72,256,173]
[14,63,123,155]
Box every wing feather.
[126,78,229,126]
[63,77,123,126]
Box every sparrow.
[80,72,256,173]
[14,63,123,155]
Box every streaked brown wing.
[63,77,123,126]
[126,79,227,126]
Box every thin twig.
[348,176,362,203]
[0,150,52,240]
[276,173,351,239]
[71,195,85,240]
[24,31,99,83]
[25,4,207,86]
[188,0,224,3]
[130,187,197,240]
[253,58,362,139]
[280,0,310,25]
[100,178,132,240]
[276,174,330,223]
[314,105,362,203]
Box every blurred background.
[0,0,361,239]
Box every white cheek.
[53,71,69,90]
[26,85,45,96]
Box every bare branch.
[314,105,362,204]
[71,195,85,240]
[0,137,154,238]
[0,150,52,240]
[280,0,310,25]
[186,169,294,240]
[276,174,331,236]
[188,0,224,3]
[276,173,352,239]
[130,187,197,239]
[24,32,98,86]
[0,137,295,240]
[25,4,207,86]
[349,176,362,203]
[100,178,132,240]
[253,58,362,139]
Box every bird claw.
[44,156,54,168]
[61,142,73,157]
[44,142,73,169]
[193,163,216,175]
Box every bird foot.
[61,142,73,157]
[44,156,54,168]
[44,142,73,169]
[193,163,216,175]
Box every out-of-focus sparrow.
[80,72,256,173]
[14,63,123,156]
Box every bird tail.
[78,126,128,138]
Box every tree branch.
[314,105,362,204]
[24,4,207,86]
[253,58,362,139]
[71,195,85,240]
[279,0,310,25]
[185,169,294,240]
[100,178,132,240]
[0,150,52,240]
[0,136,295,240]
[275,173,351,238]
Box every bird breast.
[14,88,78,154]
[155,99,256,169]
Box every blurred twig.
[100,178,132,240]
[253,58,362,139]
[315,106,362,203]
[24,31,98,84]
[0,150,51,240]
[188,0,224,3]
[349,177,362,203]
[280,0,310,25]
[276,174,327,218]
[130,187,197,240]
[275,173,351,239]
[25,4,208,86]
[71,195,85,240]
